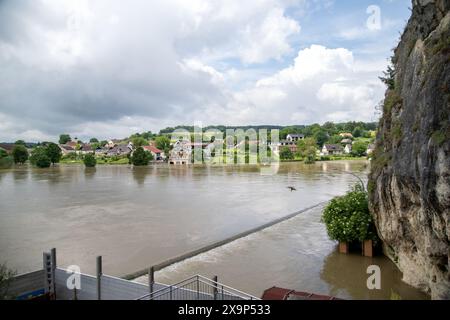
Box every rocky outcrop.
[369,0,450,299]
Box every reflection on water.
[1,160,421,300]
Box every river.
[0,161,427,299]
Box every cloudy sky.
[0,0,411,142]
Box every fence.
[137,275,259,301]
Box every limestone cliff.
[369,0,450,299]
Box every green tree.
[29,147,51,168]
[131,147,153,166]
[14,140,26,146]
[352,126,363,138]
[379,59,396,90]
[131,136,148,147]
[155,136,171,155]
[0,149,8,158]
[59,134,71,145]
[45,143,62,164]
[12,145,28,164]
[0,150,13,169]
[83,153,97,167]
[352,141,369,157]
[89,138,99,143]
[327,135,343,144]
[280,147,294,160]
[297,137,317,164]
[313,130,329,147]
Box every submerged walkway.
[123,202,328,280]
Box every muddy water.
[0,161,427,299]
[137,205,427,300]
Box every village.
[0,123,376,168]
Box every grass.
[383,91,403,114]
[60,157,130,165]
[431,130,447,146]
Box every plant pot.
[339,241,349,254]
[363,239,373,257]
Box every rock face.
[369,0,450,299]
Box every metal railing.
[137,275,259,300]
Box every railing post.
[50,248,57,299]
[169,285,173,300]
[148,266,154,299]
[196,275,200,300]
[96,256,102,300]
[213,275,218,300]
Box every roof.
[324,144,343,151]
[80,144,93,151]
[0,143,15,151]
[287,134,305,138]
[261,287,342,300]
[60,145,75,151]
[143,145,162,153]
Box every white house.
[286,134,305,142]
[344,144,352,154]
[169,140,191,165]
[322,144,344,156]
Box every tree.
[352,126,363,138]
[0,149,7,158]
[0,150,13,169]
[83,153,97,167]
[352,141,369,157]
[59,134,71,145]
[29,147,51,168]
[155,136,171,155]
[131,147,153,166]
[89,138,99,143]
[314,130,329,147]
[131,136,148,147]
[280,147,294,160]
[297,137,317,164]
[12,145,28,164]
[379,59,396,90]
[45,143,62,164]
[327,135,343,145]
[14,140,26,146]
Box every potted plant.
[322,184,378,255]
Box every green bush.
[322,185,378,243]
[131,147,153,166]
[280,147,294,160]
[0,156,13,169]
[29,147,51,168]
[12,145,29,164]
[83,153,97,167]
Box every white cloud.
[192,45,384,126]
[0,0,388,142]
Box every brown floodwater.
[0,161,428,299]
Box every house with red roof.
[143,145,164,161]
